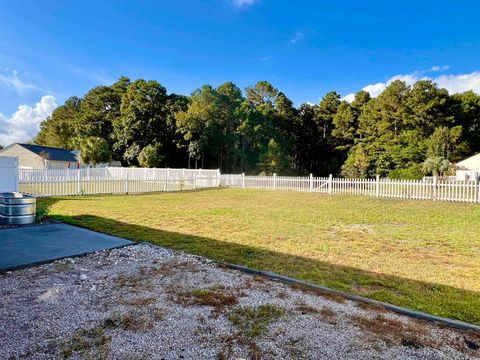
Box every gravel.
[0,243,478,359]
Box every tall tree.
[316,91,340,139]
[35,97,81,149]
[113,79,169,166]
[79,136,111,165]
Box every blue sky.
[1,0,480,144]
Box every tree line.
[34,76,480,178]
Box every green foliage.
[36,202,51,223]
[32,76,480,177]
[341,146,370,178]
[422,157,452,177]
[229,305,284,337]
[137,143,164,168]
[388,164,424,180]
[79,137,111,165]
[426,126,464,160]
[35,97,80,149]
[257,139,289,174]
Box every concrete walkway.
[0,223,133,271]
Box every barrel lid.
[0,192,24,198]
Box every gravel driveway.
[1,244,478,359]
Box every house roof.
[457,152,480,170]
[16,143,78,162]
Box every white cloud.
[342,70,480,102]
[342,93,356,103]
[430,65,450,72]
[434,72,480,94]
[231,0,258,7]
[0,95,57,146]
[290,32,304,44]
[0,69,40,95]
[361,82,389,98]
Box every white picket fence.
[220,174,480,204]
[17,167,480,203]
[19,167,220,197]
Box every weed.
[318,307,337,324]
[295,302,319,315]
[172,286,238,311]
[104,311,153,332]
[291,284,346,304]
[60,326,110,359]
[228,304,284,338]
[120,297,156,307]
[53,262,71,272]
[356,301,387,313]
[153,308,167,320]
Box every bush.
[388,165,424,180]
[36,202,51,223]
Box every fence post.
[77,168,81,195]
[242,173,245,188]
[217,169,221,187]
[309,173,313,192]
[273,173,277,191]
[165,171,168,192]
[328,174,333,194]
[14,158,19,192]
[432,176,437,200]
[193,174,197,190]
[477,180,480,204]
[376,175,380,197]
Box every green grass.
[43,189,480,325]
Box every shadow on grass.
[49,210,480,326]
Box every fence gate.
[0,156,19,192]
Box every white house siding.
[0,144,46,169]
[456,152,480,181]
[0,144,80,169]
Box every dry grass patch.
[291,284,346,304]
[170,285,240,315]
[60,326,111,359]
[228,304,284,338]
[355,301,388,313]
[349,314,444,352]
[350,314,480,355]
[119,296,157,307]
[104,311,154,332]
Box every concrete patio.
[0,223,133,271]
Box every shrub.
[388,164,425,180]
[36,202,51,223]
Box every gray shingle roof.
[18,143,78,162]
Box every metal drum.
[0,192,36,225]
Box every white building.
[456,153,480,181]
[0,143,121,169]
[0,143,81,169]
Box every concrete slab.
[0,223,134,271]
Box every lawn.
[43,188,480,325]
